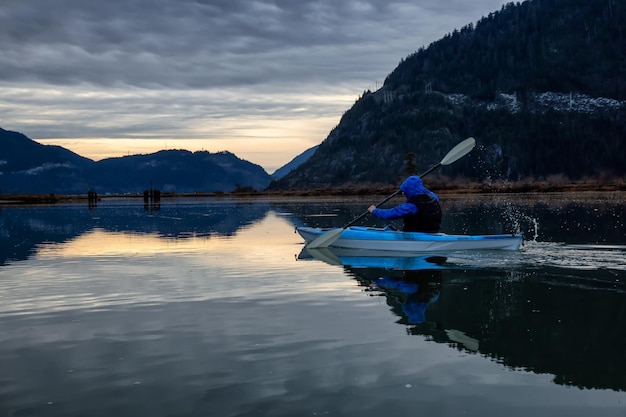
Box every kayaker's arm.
[369,203,417,220]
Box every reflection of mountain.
[343,262,626,392]
[0,200,270,265]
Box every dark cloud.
[0,0,507,88]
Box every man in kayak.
[367,175,442,232]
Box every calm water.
[1,193,625,417]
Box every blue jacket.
[371,176,439,220]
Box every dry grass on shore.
[1,177,625,205]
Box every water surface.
[1,193,625,416]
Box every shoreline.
[1,180,625,205]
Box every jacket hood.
[400,175,429,198]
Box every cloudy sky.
[1,0,510,173]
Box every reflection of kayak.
[299,247,481,350]
[299,247,450,270]
[297,226,523,252]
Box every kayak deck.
[297,226,523,252]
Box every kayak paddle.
[305,137,476,249]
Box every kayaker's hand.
[368,205,376,213]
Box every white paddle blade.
[440,137,475,165]
[306,228,344,249]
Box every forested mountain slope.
[270,0,626,190]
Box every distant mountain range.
[270,145,319,180]
[0,128,274,194]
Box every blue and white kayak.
[297,226,523,252]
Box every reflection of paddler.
[375,269,443,324]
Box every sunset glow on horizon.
[32,110,342,174]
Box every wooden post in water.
[87,188,98,210]
[144,182,161,212]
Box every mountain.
[271,145,319,180]
[0,127,94,194]
[94,150,271,194]
[0,128,272,194]
[270,0,626,190]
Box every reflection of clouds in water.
[0,211,307,317]
[36,211,301,259]
[0,199,273,264]
[36,229,206,258]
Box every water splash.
[503,202,539,241]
